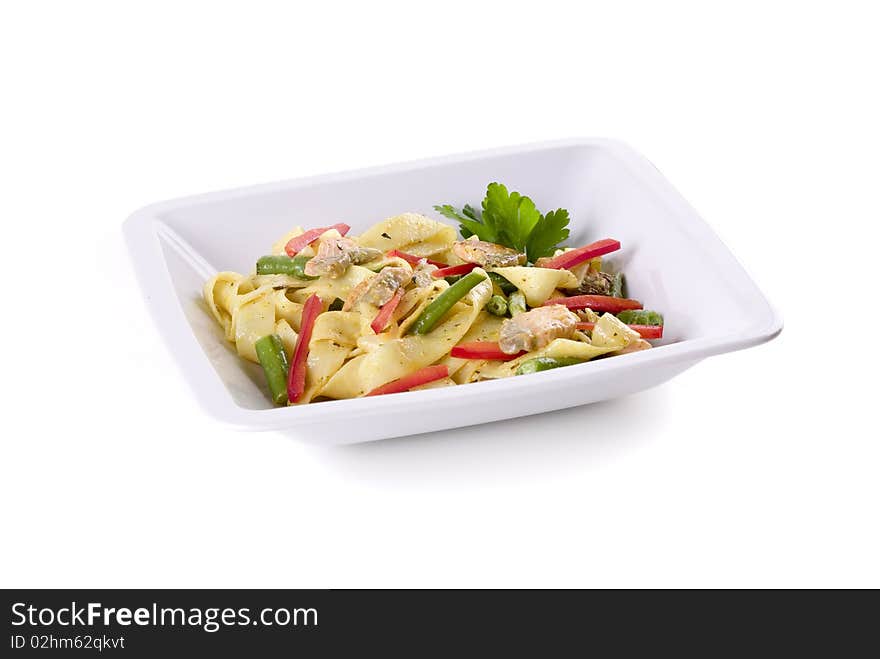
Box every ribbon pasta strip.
[202,211,656,406]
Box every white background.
[2,1,877,588]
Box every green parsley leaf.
[433,204,468,223]
[435,183,572,262]
[459,204,482,238]
[481,183,541,253]
[527,208,570,261]
[433,204,487,241]
[462,204,480,220]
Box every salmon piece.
[304,237,382,278]
[498,304,579,354]
[452,237,526,268]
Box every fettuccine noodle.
[204,210,658,405]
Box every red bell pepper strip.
[450,341,525,361]
[432,263,478,278]
[284,223,351,256]
[370,288,404,334]
[539,238,621,270]
[386,249,448,268]
[576,322,663,339]
[365,364,449,397]
[544,295,643,313]
[287,294,323,402]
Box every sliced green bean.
[256,255,317,280]
[409,272,486,335]
[616,309,664,326]
[486,295,508,316]
[515,356,586,376]
[488,271,517,295]
[255,334,290,405]
[508,290,527,316]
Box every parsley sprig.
[434,183,570,263]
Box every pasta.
[203,199,665,406]
[357,212,457,257]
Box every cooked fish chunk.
[342,266,411,310]
[411,259,438,287]
[498,304,579,354]
[452,237,526,268]
[304,236,382,278]
[571,270,614,295]
[361,267,411,306]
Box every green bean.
[486,295,508,316]
[610,272,626,299]
[444,275,463,285]
[616,309,664,326]
[508,290,527,316]
[254,334,290,405]
[409,272,486,335]
[488,272,517,295]
[515,356,585,376]
[256,255,317,280]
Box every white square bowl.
[124,139,781,443]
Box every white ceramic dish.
[124,138,781,443]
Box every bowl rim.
[123,137,782,430]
